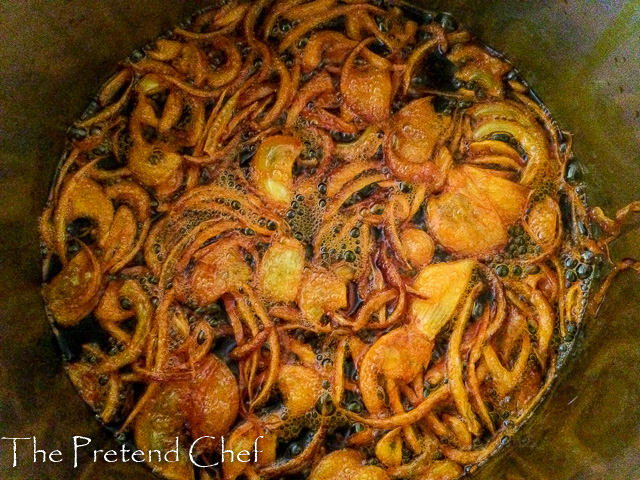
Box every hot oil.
[38,1,622,478]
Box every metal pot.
[0,1,638,478]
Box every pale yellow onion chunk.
[277,364,323,417]
[223,420,277,480]
[251,135,303,208]
[375,427,403,467]
[298,269,347,325]
[258,237,305,303]
[409,259,476,340]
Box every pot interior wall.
[0,1,638,479]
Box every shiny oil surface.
[0,1,638,478]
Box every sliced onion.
[251,135,303,208]
[409,259,476,340]
[258,237,306,302]
[44,246,102,327]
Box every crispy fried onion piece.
[384,97,452,186]
[427,165,529,256]
[223,419,278,480]
[409,259,477,340]
[468,100,559,186]
[286,71,335,128]
[402,23,447,93]
[309,449,390,480]
[99,280,152,372]
[482,315,532,397]
[143,185,281,275]
[177,1,249,39]
[134,354,239,480]
[128,128,183,188]
[76,69,134,128]
[257,237,306,302]
[524,194,561,249]
[340,38,393,124]
[53,171,114,262]
[302,31,357,73]
[67,354,124,424]
[43,245,102,327]
[250,135,303,208]
[448,44,510,98]
[278,4,383,53]
[298,268,348,329]
[101,181,152,273]
[335,124,384,162]
[400,227,435,268]
[277,364,324,417]
[175,236,252,306]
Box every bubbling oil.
[38,1,621,480]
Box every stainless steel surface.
[0,1,638,478]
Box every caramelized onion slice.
[469,101,555,186]
[426,166,529,256]
[55,176,115,258]
[277,364,323,417]
[223,420,277,480]
[409,259,476,340]
[67,360,112,416]
[99,205,137,272]
[448,44,510,98]
[43,246,102,327]
[359,327,433,414]
[134,387,195,480]
[99,280,151,372]
[375,427,403,467]
[298,269,347,326]
[385,97,452,185]
[95,279,135,324]
[427,189,506,257]
[251,135,303,208]
[302,31,357,73]
[179,238,252,305]
[127,141,183,187]
[462,165,529,223]
[258,237,306,303]
[186,354,240,449]
[400,228,435,269]
[134,354,239,479]
[340,41,392,123]
[309,449,390,480]
[393,97,451,163]
[525,195,560,247]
